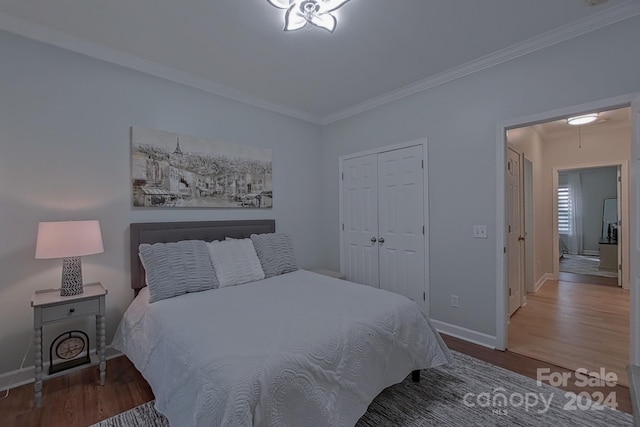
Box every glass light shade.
[35,220,104,259]
[567,113,598,126]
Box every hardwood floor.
[509,277,630,387]
[0,334,632,427]
[0,357,154,427]
[558,271,619,287]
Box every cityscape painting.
[131,127,272,208]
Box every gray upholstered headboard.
[130,219,276,292]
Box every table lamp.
[35,220,104,296]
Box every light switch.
[473,225,487,238]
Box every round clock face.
[56,336,85,360]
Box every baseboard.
[431,319,497,349]
[0,346,122,392]
[533,273,553,293]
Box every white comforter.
[112,270,452,427]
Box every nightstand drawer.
[41,299,100,322]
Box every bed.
[112,220,452,427]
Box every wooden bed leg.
[411,370,420,382]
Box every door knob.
[518,236,525,241]
[378,237,385,244]
[370,237,377,243]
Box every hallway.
[508,276,630,387]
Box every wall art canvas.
[131,127,272,208]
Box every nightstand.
[310,269,347,280]
[31,282,107,408]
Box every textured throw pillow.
[139,240,218,303]
[207,238,265,287]
[250,233,298,278]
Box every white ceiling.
[1,0,639,123]
[506,106,631,144]
[533,107,631,139]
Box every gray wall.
[1,14,639,378]
[319,16,640,337]
[0,30,323,375]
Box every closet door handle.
[370,237,377,243]
[378,237,385,244]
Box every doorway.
[556,165,621,287]
[499,101,635,384]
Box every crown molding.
[1,2,639,127]
[321,1,640,125]
[0,12,323,125]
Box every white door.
[377,145,425,303]
[342,154,379,287]
[507,146,524,316]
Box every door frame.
[495,92,639,367]
[339,138,429,316]
[617,166,623,288]
[551,161,629,287]
[631,94,640,364]
[523,157,535,297]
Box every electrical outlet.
[473,225,487,238]
[451,295,459,308]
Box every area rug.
[90,351,632,427]
[560,254,618,278]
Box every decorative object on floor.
[267,0,351,33]
[90,351,632,427]
[131,127,272,208]
[560,254,618,278]
[35,220,104,296]
[49,330,90,374]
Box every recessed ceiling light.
[567,113,599,126]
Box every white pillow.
[207,238,265,287]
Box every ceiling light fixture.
[567,113,598,126]
[267,0,352,33]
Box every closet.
[340,142,427,311]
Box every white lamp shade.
[35,220,104,259]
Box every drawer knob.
[69,308,75,314]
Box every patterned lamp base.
[61,256,84,296]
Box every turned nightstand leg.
[97,313,106,385]
[34,326,43,408]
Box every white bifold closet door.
[342,145,425,304]
[343,153,380,288]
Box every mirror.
[601,198,618,242]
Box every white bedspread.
[112,269,452,427]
